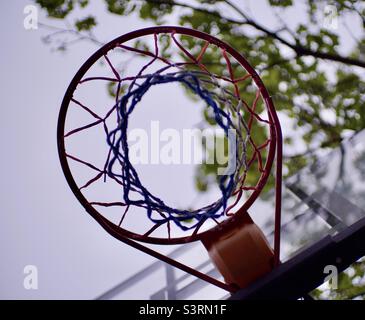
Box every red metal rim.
[57,26,279,245]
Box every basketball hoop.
[58,26,283,292]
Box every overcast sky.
[1,0,362,299]
[1,0,227,299]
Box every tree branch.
[222,0,250,21]
[220,1,365,68]
[257,57,292,72]
[143,0,365,68]
[39,22,104,47]
[292,45,365,68]
[141,0,244,24]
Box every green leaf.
[75,16,96,31]
[105,0,136,15]
[139,1,173,23]
[36,0,75,19]
[78,0,88,8]
[268,0,293,7]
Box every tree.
[36,0,364,182]
[37,1,364,298]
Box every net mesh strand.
[63,32,273,238]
